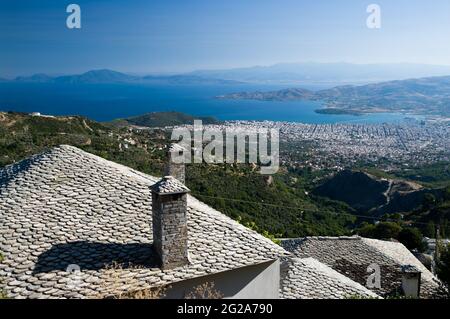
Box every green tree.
[436,244,450,297]
[444,187,450,201]
[398,227,426,252]
[422,193,437,210]
[424,221,436,238]
[356,222,376,238]
[373,222,402,239]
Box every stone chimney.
[151,176,190,270]
[165,144,187,183]
[400,265,422,298]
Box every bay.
[0,82,423,124]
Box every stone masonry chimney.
[165,144,186,184]
[151,176,190,270]
[400,265,422,298]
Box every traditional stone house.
[0,145,439,299]
[281,236,442,298]
[280,257,379,299]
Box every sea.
[0,82,425,124]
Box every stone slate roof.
[150,176,190,195]
[0,145,288,299]
[280,258,379,299]
[281,236,441,298]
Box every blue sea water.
[0,82,423,124]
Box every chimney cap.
[151,176,190,195]
[400,264,421,274]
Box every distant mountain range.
[218,75,450,116]
[6,63,450,86]
[5,65,450,117]
[8,69,242,85]
[190,62,450,85]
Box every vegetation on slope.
[0,111,167,174]
[1,111,449,241]
[0,111,356,239]
[186,163,356,238]
[107,111,218,128]
[392,162,450,188]
[437,244,450,297]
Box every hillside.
[108,111,219,128]
[1,111,449,241]
[218,88,316,101]
[0,111,356,239]
[218,75,450,116]
[0,111,168,172]
[313,170,443,215]
[314,170,390,212]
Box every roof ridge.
[1,145,290,298]
[1,144,288,253]
[0,144,159,186]
[281,257,380,299]
[361,237,437,282]
[281,236,362,242]
[297,257,379,296]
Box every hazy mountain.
[7,63,450,86]
[7,69,241,85]
[190,62,450,85]
[12,69,138,84]
[15,73,55,83]
[142,74,241,85]
[55,69,139,84]
[218,75,450,116]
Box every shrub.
[185,282,223,299]
[373,222,402,239]
[357,222,402,240]
[95,262,167,299]
[356,222,376,238]
[398,228,427,252]
[436,244,450,297]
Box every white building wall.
[164,259,280,299]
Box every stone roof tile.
[280,257,380,299]
[0,145,288,299]
[281,236,441,298]
[150,176,190,195]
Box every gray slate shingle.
[280,257,380,299]
[0,145,288,299]
[281,236,441,298]
[150,176,190,195]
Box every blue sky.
[1,0,450,77]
